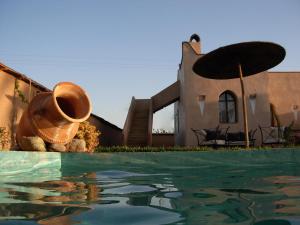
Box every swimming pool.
[0,149,300,224]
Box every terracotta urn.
[16,82,92,149]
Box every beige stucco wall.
[175,39,300,147]
[0,70,41,148]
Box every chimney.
[189,34,201,54]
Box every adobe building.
[2,34,300,149]
[123,34,300,147]
[0,62,122,149]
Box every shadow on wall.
[5,93,20,147]
[4,79,41,149]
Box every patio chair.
[259,125,286,146]
[191,126,229,147]
[225,129,257,147]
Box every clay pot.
[16,82,92,148]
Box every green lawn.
[94,145,283,153]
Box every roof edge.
[0,62,50,91]
[90,113,123,131]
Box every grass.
[94,145,283,153]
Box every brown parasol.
[193,41,286,148]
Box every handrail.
[122,96,136,145]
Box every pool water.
[1,149,300,225]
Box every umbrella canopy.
[192,41,285,148]
[193,41,286,79]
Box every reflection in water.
[266,175,300,216]
[0,203,89,224]
[0,168,183,224]
[0,173,99,225]
[1,150,300,224]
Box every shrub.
[0,127,10,150]
[14,79,28,104]
[75,121,101,152]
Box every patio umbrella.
[193,41,285,148]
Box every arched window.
[219,91,237,123]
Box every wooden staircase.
[127,99,151,146]
[123,81,179,147]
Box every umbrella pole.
[238,63,250,148]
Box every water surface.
[1,149,300,225]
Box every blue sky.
[0,0,299,130]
